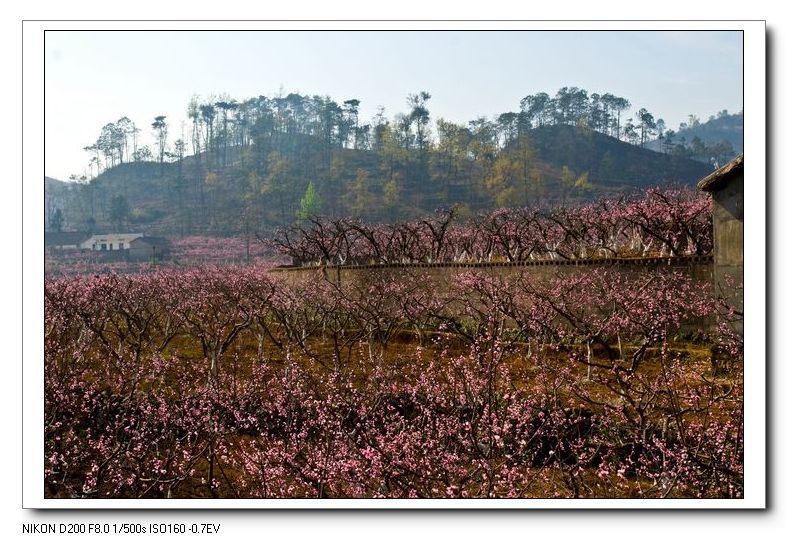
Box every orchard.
[43,188,743,499]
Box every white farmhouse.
[79,233,144,252]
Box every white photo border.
[23,19,766,509]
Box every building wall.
[80,234,143,251]
[711,173,744,329]
[128,243,169,262]
[712,173,744,269]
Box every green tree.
[574,171,592,191]
[663,129,676,154]
[152,116,168,164]
[95,122,124,168]
[380,125,407,180]
[214,97,238,165]
[263,152,291,225]
[560,165,576,202]
[520,92,551,127]
[133,145,153,162]
[346,169,373,218]
[611,96,632,139]
[297,181,322,222]
[496,112,518,146]
[485,154,525,207]
[200,103,217,164]
[115,116,134,163]
[240,170,265,259]
[512,134,542,204]
[343,99,361,148]
[407,91,432,155]
[623,119,638,145]
[635,108,656,147]
[383,177,401,215]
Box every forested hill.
[48,123,711,237]
[45,176,71,189]
[525,125,710,189]
[45,176,72,231]
[645,110,743,161]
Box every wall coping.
[271,254,714,272]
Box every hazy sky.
[44,30,743,181]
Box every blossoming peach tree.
[44,253,741,498]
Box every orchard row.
[270,187,712,266]
[44,264,742,498]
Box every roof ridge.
[698,154,743,191]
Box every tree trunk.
[256,333,265,361]
[586,340,593,380]
[210,349,220,388]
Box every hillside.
[45,176,71,191]
[646,111,743,158]
[47,124,715,238]
[526,125,711,190]
[44,176,73,230]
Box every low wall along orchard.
[270,254,714,286]
[270,255,715,336]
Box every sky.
[44,30,743,181]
